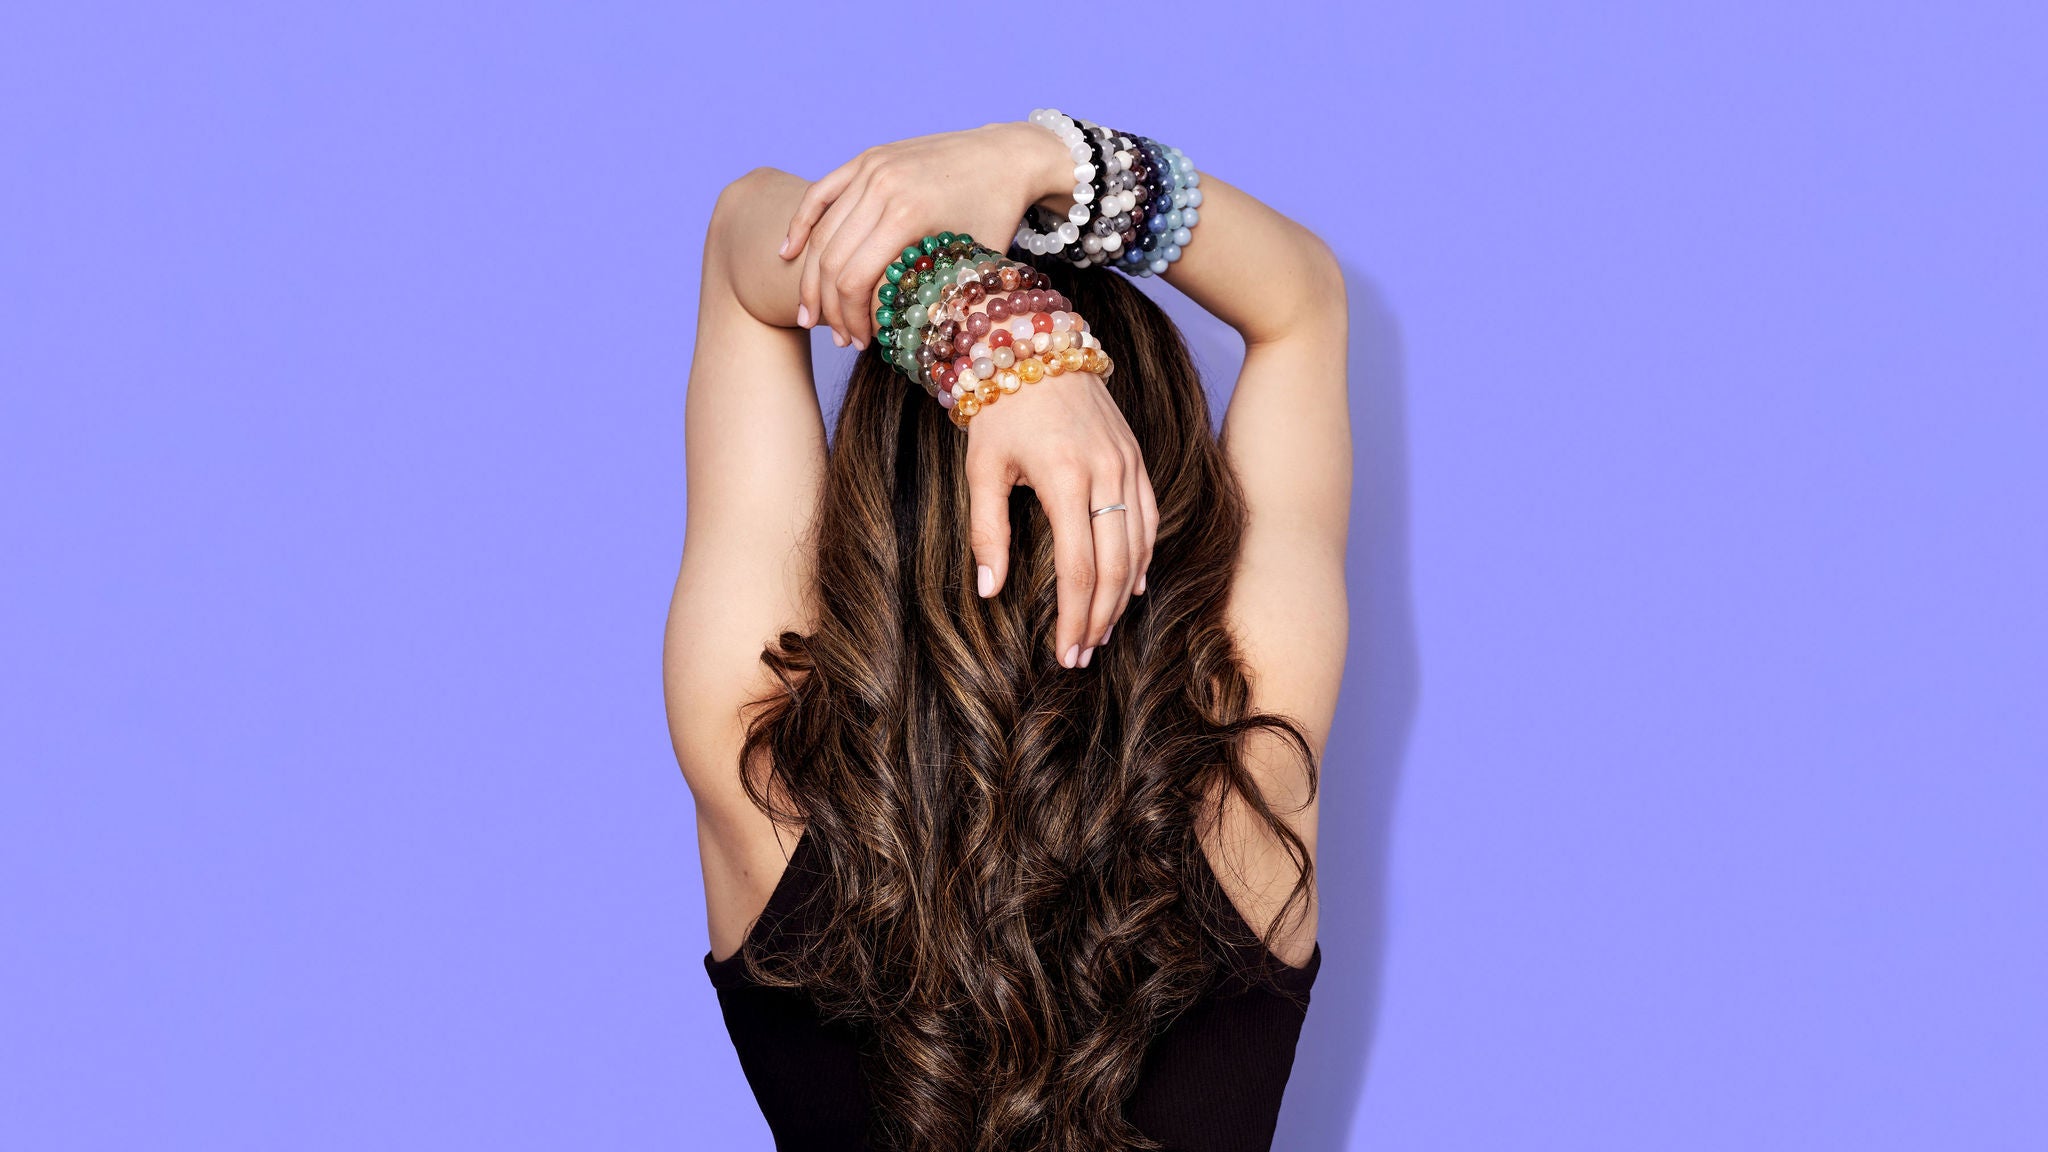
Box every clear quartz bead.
[1068,203,1090,225]
[1069,143,1091,163]
[1056,222,1079,244]
[1102,232,1122,252]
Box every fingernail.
[779,236,790,257]
[1063,645,1080,669]
[976,565,994,597]
[833,330,847,348]
[1080,646,1095,668]
[797,304,811,328]
[1135,572,1147,595]
[1102,623,1113,644]
[852,337,865,351]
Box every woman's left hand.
[778,123,1073,349]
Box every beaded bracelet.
[874,232,1003,381]
[1115,134,1202,279]
[1014,110,1200,278]
[1015,109,1099,258]
[871,240,1114,429]
[1016,116,1158,268]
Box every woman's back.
[704,830,1319,1152]
[666,117,1349,1149]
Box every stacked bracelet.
[874,232,1003,381]
[1014,109,1200,279]
[872,236,1114,430]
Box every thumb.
[966,463,1013,598]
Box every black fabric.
[703,833,1320,1151]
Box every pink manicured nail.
[1135,572,1147,595]
[1062,645,1080,669]
[977,565,994,597]
[797,304,811,328]
[1102,623,1114,644]
[1080,646,1095,668]
[779,236,790,257]
[851,337,865,351]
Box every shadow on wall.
[1161,267,1420,1151]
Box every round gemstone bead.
[999,267,1021,291]
[937,388,955,409]
[989,328,1011,349]
[921,235,942,254]
[1018,357,1045,384]
[878,284,898,305]
[901,245,923,265]
[975,380,997,404]
[957,395,981,418]
[987,297,1010,321]
[996,369,1021,394]
[1032,331,1052,354]
[966,312,990,337]
[1031,312,1053,333]
[1060,349,1085,372]
[992,346,1015,369]
[1044,354,1066,376]
[885,263,906,283]
[972,357,995,379]
[874,307,897,328]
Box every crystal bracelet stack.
[874,232,1114,430]
[1015,109,1200,279]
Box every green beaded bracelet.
[873,232,1001,387]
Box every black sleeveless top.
[703,832,1320,1152]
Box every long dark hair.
[736,262,1317,1151]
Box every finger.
[1047,483,1097,669]
[1134,456,1159,596]
[837,220,919,349]
[783,159,863,260]
[799,185,864,342]
[815,189,889,347]
[1116,450,1145,630]
[1082,472,1133,663]
[965,453,1013,600]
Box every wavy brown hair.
[735,262,1317,1152]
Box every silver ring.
[1090,503,1128,518]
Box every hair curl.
[736,263,1316,1152]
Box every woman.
[664,112,1351,1152]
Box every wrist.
[996,119,1081,216]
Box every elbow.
[707,166,793,252]
[1298,231,1348,327]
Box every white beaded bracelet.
[1015,108,1097,257]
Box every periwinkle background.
[4,2,2043,1148]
